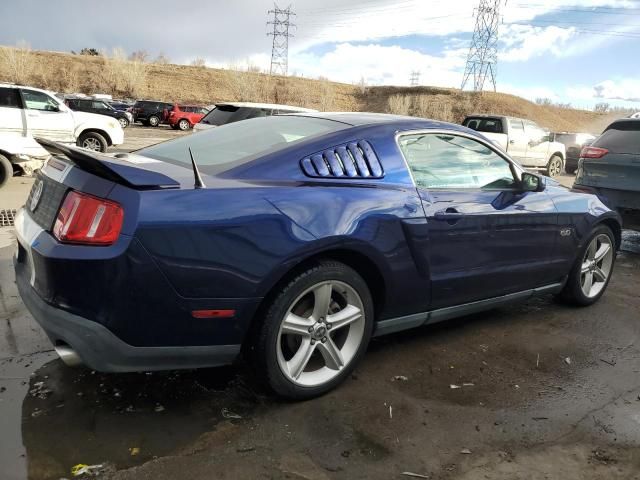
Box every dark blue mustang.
[14,113,621,398]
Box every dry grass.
[0,47,621,133]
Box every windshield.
[594,121,640,154]
[200,105,241,125]
[138,115,349,175]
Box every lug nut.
[308,326,314,333]
[326,323,332,329]
[311,339,316,345]
[321,337,327,343]
[319,317,324,323]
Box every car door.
[0,86,26,137]
[506,118,528,161]
[20,88,75,143]
[397,131,559,309]
[523,121,549,167]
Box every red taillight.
[580,146,608,159]
[53,191,123,246]
[192,309,236,319]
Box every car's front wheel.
[77,132,108,153]
[559,225,616,306]
[253,260,373,399]
[148,115,160,127]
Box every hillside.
[0,48,620,133]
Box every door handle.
[509,139,515,144]
[433,208,465,220]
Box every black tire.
[0,154,13,188]
[148,115,160,127]
[546,155,564,177]
[566,166,577,175]
[178,119,191,131]
[118,117,129,128]
[253,260,374,399]
[77,131,108,153]
[558,225,616,306]
[170,124,180,130]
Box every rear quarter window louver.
[300,140,384,179]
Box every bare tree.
[0,41,33,84]
[191,57,206,67]
[129,50,149,63]
[154,53,170,65]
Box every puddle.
[21,360,261,480]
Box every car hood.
[70,110,120,129]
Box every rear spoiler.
[35,138,180,189]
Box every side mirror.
[521,172,545,192]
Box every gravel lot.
[1,126,639,480]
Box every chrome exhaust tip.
[54,345,83,367]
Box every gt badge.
[560,228,572,237]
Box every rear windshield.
[138,116,349,175]
[200,105,241,125]
[463,117,504,134]
[593,121,640,154]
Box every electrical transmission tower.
[267,4,295,76]
[460,0,504,92]
[409,70,421,87]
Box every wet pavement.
[1,135,640,478]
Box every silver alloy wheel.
[276,280,365,387]
[179,119,190,130]
[82,137,101,151]
[580,233,613,298]
[149,116,159,126]
[118,117,128,128]
[549,157,562,177]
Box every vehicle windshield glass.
[594,121,640,154]
[463,117,504,134]
[200,105,240,125]
[138,116,349,175]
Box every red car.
[167,104,209,131]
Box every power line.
[409,70,421,86]
[267,3,295,76]
[461,0,504,92]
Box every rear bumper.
[16,267,241,372]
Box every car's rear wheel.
[178,119,191,131]
[0,154,13,188]
[118,117,129,128]
[559,225,616,306]
[253,260,373,399]
[77,132,108,153]
[546,155,564,177]
[148,115,160,127]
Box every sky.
[1,0,639,110]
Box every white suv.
[0,84,124,187]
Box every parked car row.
[0,83,124,187]
[65,97,133,128]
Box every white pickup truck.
[462,115,566,177]
[0,84,124,187]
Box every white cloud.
[594,79,640,102]
[499,25,576,62]
[289,43,466,87]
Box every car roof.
[286,111,455,128]
[215,101,317,112]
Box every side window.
[246,108,269,119]
[509,119,524,132]
[398,133,518,190]
[0,88,22,108]
[91,101,105,110]
[21,89,60,111]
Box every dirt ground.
[1,126,640,480]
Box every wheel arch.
[551,151,564,161]
[596,216,622,249]
[244,247,387,348]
